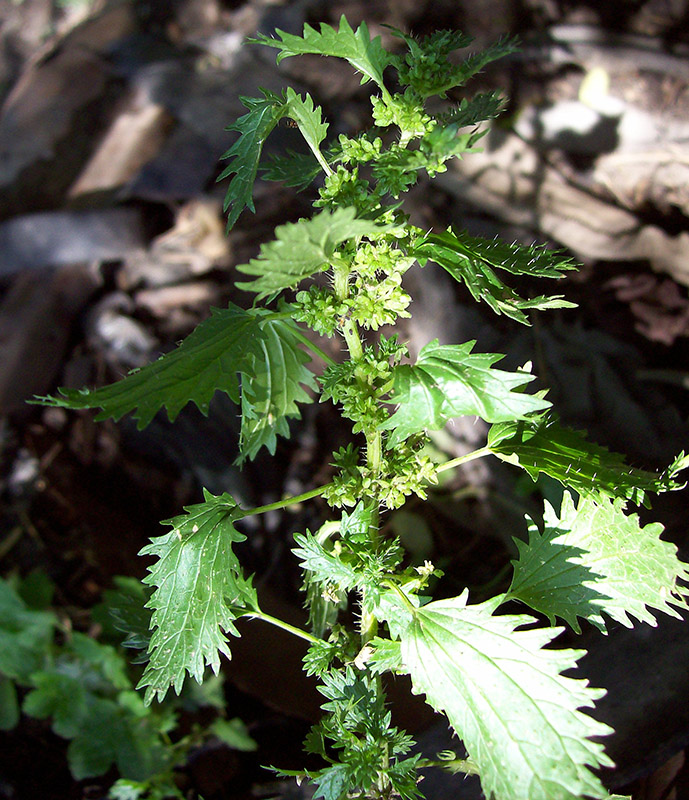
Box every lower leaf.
[379,590,613,800]
[138,490,255,705]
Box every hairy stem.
[242,610,321,644]
[238,483,333,519]
[436,445,493,474]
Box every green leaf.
[293,532,360,592]
[0,578,55,683]
[99,576,153,658]
[488,414,682,505]
[283,87,330,171]
[261,149,321,189]
[236,208,387,300]
[393,28,518,98]
[37,305,257,426]
[254,15,392,90]
[372,125,484,196]
[381,339,550,447]
[448,35,520,90]
[24,670,89,738]
[210,717,258,751]
[0,674,19,730]
[311,763,352,800]
[437,91,507,127]
[218,90,286,229]
[509,491,689,632]
[239,315,317,461]
[138,490,255,705]
[415,228,577,325]
[379,590,613,800]
[66,694,168,781]
[38,305,315,461]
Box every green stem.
[366,430,382,473]
[436,445,493,474]
[310,143,334,177]
[341,319,364,362]
[288,325,337,367]
[237,483,332,519]
[243,610,321,645]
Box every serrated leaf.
[379,590,613,800]
[367,637,403,674]
[0,578,55,683]
[437,91,507,127]
[284,87,330,169]
[415,228,576,325]
[38,305,257,427]
[138,490,255,705]
[293,533,360,592]
[38,305,315,461]
[218,90,286,229]
[488,413,681,505]
[448,35,520,89]
[311,763,352,800]
[254,15,392,90]
[261,149,321,189]
[239,316,317,461]
[381,339,550,447]
[509,491,689,632]
[236,208,388,299]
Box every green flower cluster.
[325,440,437,510]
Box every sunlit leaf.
[509,491,689,632]
[378,590,613,800]
[138,490,256,704]
[381,339,549,447]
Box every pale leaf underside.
[381,591,613,800]
[509,491,689,632]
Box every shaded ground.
[2,1,689,798]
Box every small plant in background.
[0,572,256,799]
[37,17,689,800]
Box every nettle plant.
[42,18,689,800]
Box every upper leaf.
[381,339,550,447]
[378,590,612,800]
[509,491,689,632]
[37,305,316,461]
[236,208,388,299]
[283,87,330,172]
[218,90,286,230]
[393,28,519,98]
[38,305,257,426]
[253,16,393,90]
[488,414,683,506]
[415,228,577,325]
[137,490,256,704]
[239,315,318,460]
[437,91,507,127]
